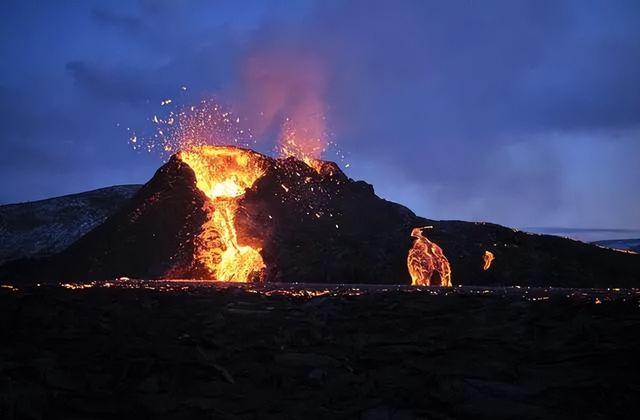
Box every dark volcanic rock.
[238,156,418,284]
[0,185,140,264]
[1,147,639,287]
[426,221,640,288]
[53,157,211,280]
[0,284,638,419]
[0,158,208,281]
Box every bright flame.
[482,250,495,271]
[407,227,452,287]
[179,146,266,282]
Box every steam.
[236,48,329,160]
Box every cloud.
[65,60,159,104]
[1,0,639,228]
[91,7,143,35]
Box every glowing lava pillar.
[407,227,452,286]
[179,146,266,282]
[482,250,495,271]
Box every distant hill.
[592,238,640,253]
[522,227,640,243]
[0,185,140,264]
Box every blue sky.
[1,0,639,229]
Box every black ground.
[1,282,638,419]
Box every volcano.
[2,145,639,287]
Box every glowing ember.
[131,99,257,155]
[279,120,328,173]
[276,115,346,174]
[131,95,347,174]
[482,250,495,271]
[61,282,95,290]
[179,146,267,282]
[407,227,452,286]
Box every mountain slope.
[0,185,141,264]
[592,238,640,253]
[1,148,639,288]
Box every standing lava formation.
[407,227,452,286]
[482,250,495,271]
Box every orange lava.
[482,250,495,271]
[179,146,267,282]
[407,227,452,286]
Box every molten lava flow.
[407,227,452,287]
[179,146,266,282]
[482,250,495,271]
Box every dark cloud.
[91,8,143,34]
[0,0,638,228]
[65,60,161,104]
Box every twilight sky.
[1,0,639,229]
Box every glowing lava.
[482,250,495,271]
[407,227,452,287]
[179,146,266,282]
